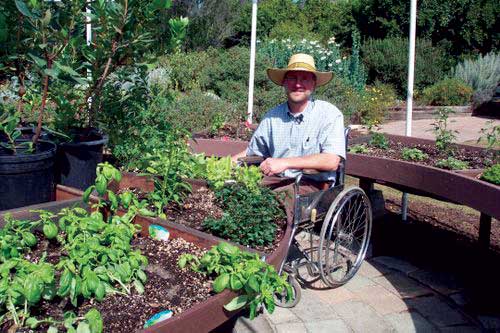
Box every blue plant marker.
[144,310,173,328]
[149,225,170,242]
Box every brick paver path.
[233,257,500,332]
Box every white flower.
[335,59,341,64]
[342,56,347,60]
[320,56,326,60]
[328,63,333,67]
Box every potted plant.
[1,0,173,191]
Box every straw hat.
[267,53,333,87]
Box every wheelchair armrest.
[237,155,265,166]
[302,168,320,175]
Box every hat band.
[287,62,316,72]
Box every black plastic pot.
[55,129,108,190]
[0,140,57,211]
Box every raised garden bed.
[350,133,498,174]
[1,178,294,333]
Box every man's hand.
[260,158,289,176]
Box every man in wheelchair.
[232,54,371,298]
[232,53,345,185]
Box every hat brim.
[267,68,333,87]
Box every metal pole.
[246,0,258,124]
[402,0,417,222]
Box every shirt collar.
[286,98,315,123]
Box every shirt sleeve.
[247,118,271,157]
[318,108,346,159]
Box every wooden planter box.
[350,133,495,179]
[1,178,293,332]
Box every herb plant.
[369,132,389,149]
[179,242,292,320]
[435,157,468,170]
[203,185,284,247]
[0,163,153,331]
[401,148,429,161]
[349,144,369,154]
[204,156,262,192]
[480,164,500,185]
[477,121,500,150]
[430,108,458,152]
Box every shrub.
[362,37,449,96]
[316,76,362,124]
[435,157,468,170]
[199,46,277,121]
[158,51,210,91]
[401,148,428,161]
[453,52,500,106]
[161,89,240,133]
[480,164,500,185]
[259,34,366,92]
[353,82,397,125]
[419,78,473,106]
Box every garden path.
[374,115,499,144]
[231,254,500,332]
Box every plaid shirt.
[247,99,345,180]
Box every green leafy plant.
[429,108,458,152]
[348,144,369,154]
[0,107,33,154]
[369,132,389,149]
[362,37,449,96]
[168,17,189,53]
[480,164,500,185]
[203,184,283,247]
[401,148,429,161]
[477,121,500,150]
[178,242,291,319]
[420,78,473,106]
[435,157,468,170]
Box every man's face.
[283,71,316,106]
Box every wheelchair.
[238,127,372,307]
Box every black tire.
[274,274,301,308]
[318,186,372,287]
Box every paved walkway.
[233,255,500,332]
[231,115,500,333]
[374,115,499,143]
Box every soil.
[351,135,498,169]
[11,234,211,333]
[193,122,255,142]
[163,187,287,254]
[121,186,288,254]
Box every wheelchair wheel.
[274,274,301,308]
[318,186,372,287]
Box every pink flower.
[222,136,230,141]
[244,120,252,128]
